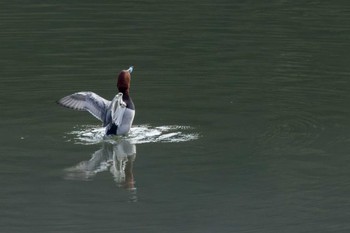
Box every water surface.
[1,1,350,232]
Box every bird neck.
[122,91,130,100]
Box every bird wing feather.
[57,92,111,123]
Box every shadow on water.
[64,139,138,202]
[62,124,198,202]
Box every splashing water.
[67,124,199,145]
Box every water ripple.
[258,112,324,150]
[66,124,199,145]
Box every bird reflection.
[64,139,137,201]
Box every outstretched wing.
[57,91,111,123]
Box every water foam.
[67,124,199,145]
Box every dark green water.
[1,1,350,232]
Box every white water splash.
[67,124,199,145]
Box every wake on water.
[65,124,199,145]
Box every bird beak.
[127,66,133,73]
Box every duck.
[57,66,135,136]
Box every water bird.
[57,66,135,135]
